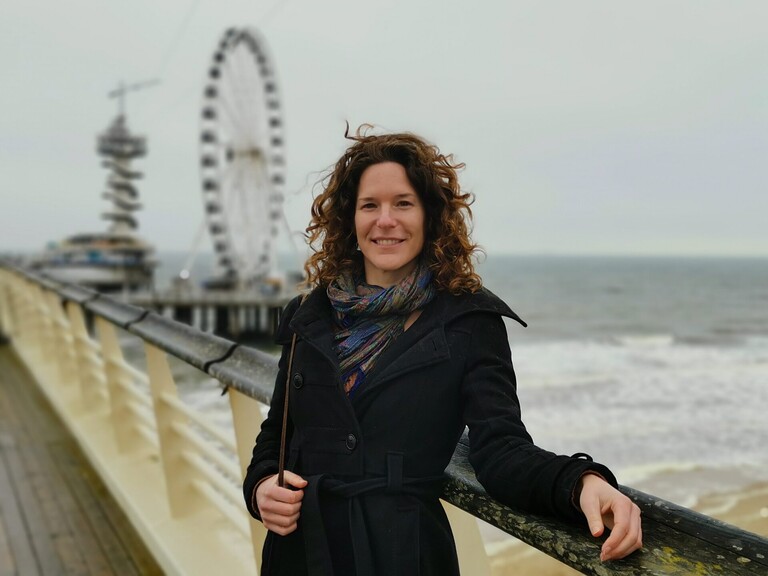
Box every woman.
[244,126,642,575]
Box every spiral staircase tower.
[98,115,146,234]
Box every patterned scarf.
[328,262,436,396]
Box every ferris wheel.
[199,27,285,287]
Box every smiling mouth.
[373,239,404,246]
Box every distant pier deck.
[0,346,161,576]
[127,288,294,339]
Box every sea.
[154,252,768,510]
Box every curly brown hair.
[304,124,482,294]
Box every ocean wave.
[611,334,675,348]
[618,461,702,486]
[618,462,768,510]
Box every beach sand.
[482,482,768,576]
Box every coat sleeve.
[242,296,301,520]
[460,312,617,523]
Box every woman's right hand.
[255,471,308,535]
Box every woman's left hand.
[578,473,643,561]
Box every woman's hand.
[255,471,308,535]
[579,473,643,561]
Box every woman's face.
[354,162,425,288]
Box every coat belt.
[301,453,445,576]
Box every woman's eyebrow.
[356,192,416,203]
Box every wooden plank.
[5,367,91,575]
[22,443,91,576]
[0,433,41,576]
[1,417,66,575]
[0,513,17,576]
[51,446,140,576]
[85,475,165,576]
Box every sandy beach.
[483,482,768,576]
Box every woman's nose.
[376,208,396,228]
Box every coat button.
[345,433,357,451]
[292,373,304,389]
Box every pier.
[127,287,293,341]
[1,260,767,575]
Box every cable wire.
[154,0,203,79]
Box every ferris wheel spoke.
[214,78,245,144]
[240,169,262,274]
[214,71,250,146]
[215,96,244,150]
[221,163,252,244]
[222,67,265,153]
[225,159,247,221]
[223,52,261,143]
[229,43,257,106]
[234,160,263,262]
[230,91,263,152]
[250,170,270,274]
[219,159,240,189]
[237,49,271,147]
[247,162,269,257]
[226,50,255,114]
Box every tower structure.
[98,114,147,234]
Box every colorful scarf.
[327,262,436,396]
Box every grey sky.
[1,1,766,256]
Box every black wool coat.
[243,286,616,576]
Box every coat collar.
[277,284,526,344]
[426,286,527,329]
[276,284,527,400]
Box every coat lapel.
[351,297,451,402]
[289,289,341,376]
[364,326,450,389]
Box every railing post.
[229,388,268,571]
[31,284,61,384]
[145,342,206,518]
[11,276,29,344]
[3,276,16,340]
[0,275,11,342]
[41,291,79,403]
[53,296,84,410]
[13,277,41,359]
[96,318,148,453]
[41,291,64,386]
[442,501,491,576]
[65,301,105,412]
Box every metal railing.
[1,261,766,576]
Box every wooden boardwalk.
[0,344,162,576]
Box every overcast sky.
[1,1,766,257]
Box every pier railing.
[1,260,766,576]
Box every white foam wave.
[618,461,702,486]
[612,334,675,348]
